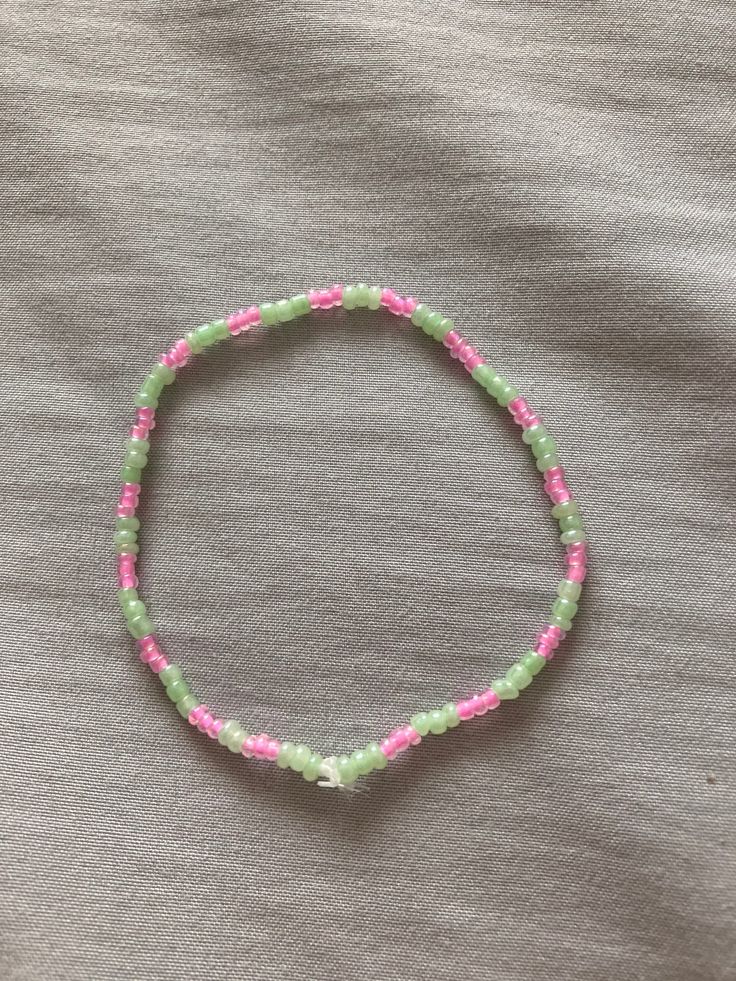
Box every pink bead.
[171,339,191,365]
[123,482,141,495]
[119,572,138,588]
[464,353,484,373]
[379,738,396,760]
[403,725,421,746]
[457,700,474,721]
[567,563,587,583]
[545,466,565,483]
[209,718,224,738]
[254,733,270,758]
[197,711,213,733]
[388,294,404,315]
[330,284,343,306]
[129,425,149,441]
[159,352,177,369]
[149,654,168,672]
[243,734,258,758]
[535,642,554,659]
[403,296,418,315]
[318,290,332,309]
[308,290,321,309]
[117,505,135,518]
[189,705,206,725]
[265,738,281,761]
[508,397,526,414]
[521,415,542,429]
[468,694,487,716]
[379,287,395,307]
[480,688,501,710]
[442,330,461,349]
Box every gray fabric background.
[1,2,734,979]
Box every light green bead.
[115,540,139,555]
[275,299,295,323]
[520,650,546,676]
[123,600,146,621]
[226,726,247,753]
[116,516,140,532]
[192,323,217,348]
[336,755,358,785]
[259,302,279,326]
[411,303,431,327]
[150,362,176,385]
[536,453,560,472]
[506,663,532,690]
[491,678,519,700]
[561,528,587,545]
[351,749,373,775]
[302,754,324,782]
[484,374,506,398]
[552,500,579,519]
[276,741,295,768]
[342,285,357,310]
[209,319,229,342]
[140,373,164,396]
[114,530,138,550]
[354,283,370,307]
[134,391,158,410]
[471,364,495,387]
[442,702,460,728]
[159,664,182,686]
[557,579,582,602]
[522,424,547,444]
[428,709,448,735]
[126,437,150,453]
[422,311,443,337]
[531,436,557,459]
[496,383,520,407]
[367,286,382,310]
[433,317,454,341]
[124,450,148,470]
[366,742,388,769]
[176,694,198,718]
[128,614,154,639]
[291,294,311,316]
[217,719,239,746]
[289,744,311,773]
[117,587,138,609]
[120,465,142,483]
[552,597,578,620]
[549,614,573,631]
[559,514,584,533]
[166,679,190,702]
[184,329,204,353]
[410,712,431,736]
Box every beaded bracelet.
[116,284,588,789]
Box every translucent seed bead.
[427,709,448,735]
[116,516,140,532]
[552,500,579,519]
[561,528,587,545]
[366,742,388,769]
[536,454,560,472]
[276,741,295,768]
[302,754,324,782]
[519,650,546,676]
[557,579,582,601]
[289,744,311,773]
[275,299,295,323]
[217,719,238,746]
[471,363,494,387]
[159,665,182,686]
[559,514,584,533]
[552,597,578,620]
[522,423,547,444]
[342,285,358,310]
[354,283,370,307]
[491,678,519,700]
[549,614,573,631]
[410,303,430,327]
[423,311,443,337]
[336,755,358,785]
[351,749,373,776]
[532,437,557,459]
[442,703,460,728]
[506,664,533,690]
[259,302,279,326]
[410,712,431,736]
[291,294,311,316]
[166,679,190,702]
[433,318,455,341]
[367,286,382,310]
[226,726,247,753]
[176,694,198,718]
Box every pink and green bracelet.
[115,284,588,789]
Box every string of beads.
[115,285,588,788]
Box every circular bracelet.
[115,284,588,789]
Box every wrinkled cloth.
[1,2,734,979]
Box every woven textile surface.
[1,2,735,979]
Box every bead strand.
[116,286,588,788]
